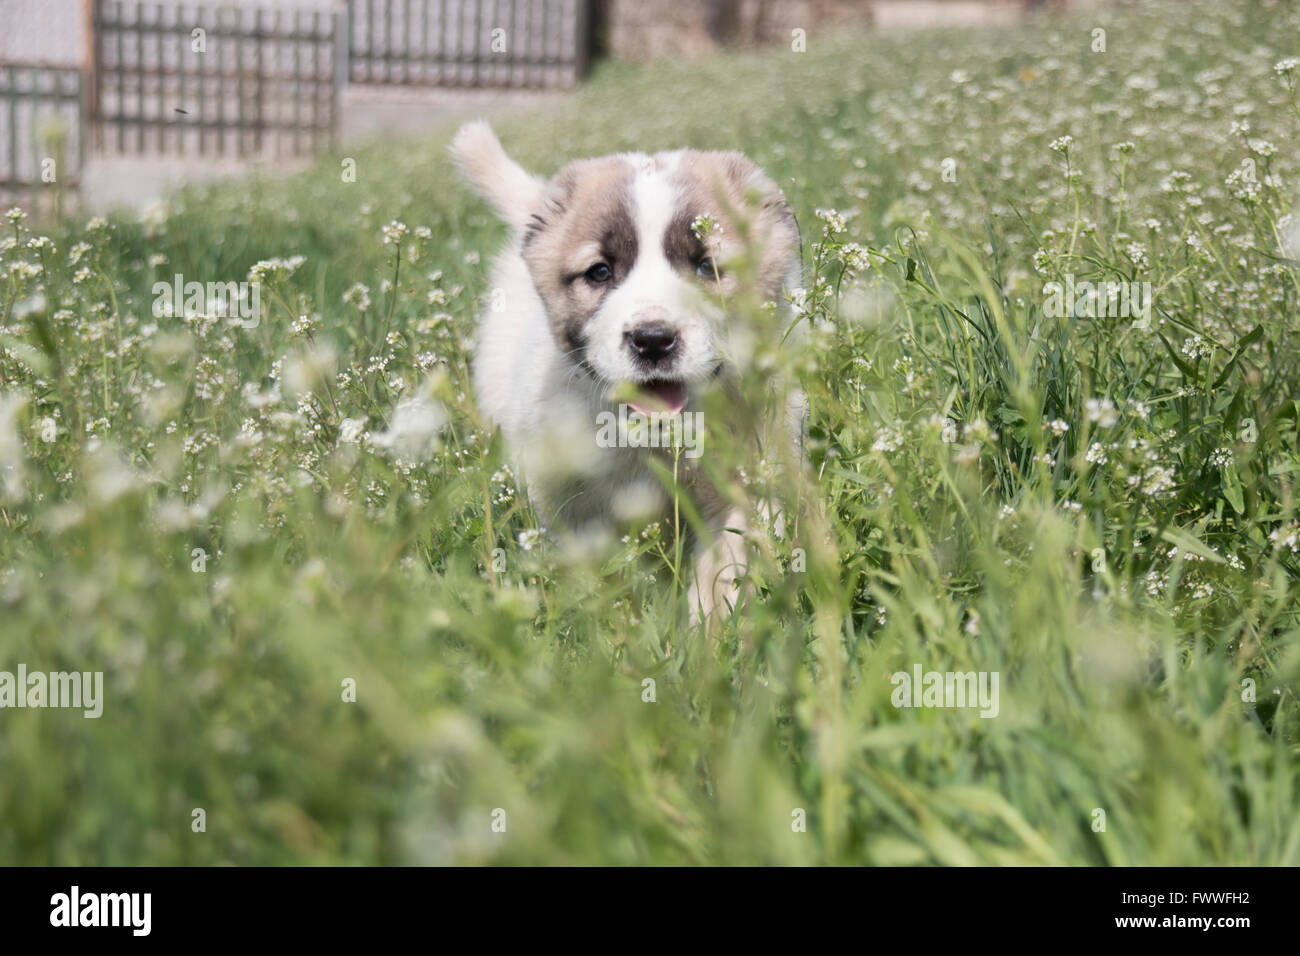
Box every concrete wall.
[0,0,87,66]
[605,0,876,63]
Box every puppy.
[451,121,803,622]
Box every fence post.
[85,0,99,151]
[5,66,17,192]
[574,0,597,84]
[76,70,87,188]
[333,4,349,147]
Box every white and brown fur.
[451,121,803,622]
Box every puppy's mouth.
[626,379,688,416]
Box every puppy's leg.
[688,507,751,625]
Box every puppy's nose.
[626,324,678,364]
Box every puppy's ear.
[717,152,796,228]
[450,121,546,231]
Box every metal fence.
[0,0,596,204]
[346,0,593,88]
[92,0,341,159]
[0,64,86,191]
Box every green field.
[2,0,1299,865]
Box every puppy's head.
[453,123,800,415]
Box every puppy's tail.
[450,121,546,232]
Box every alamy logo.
[152,273,261,328]
[1043,273,1152,327]
[595,406,705,459]
[890,665,1000,718]
[0,665,103,718]
[50,886,151,936]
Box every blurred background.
[0,0,1088,212]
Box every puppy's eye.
[585,262,613,283]
[696,257,721,279]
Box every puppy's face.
[522,150,799,414]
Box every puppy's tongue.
[628,380,688,416]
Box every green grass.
[2,0,1299,865]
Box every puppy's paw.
[688,511,751,627]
